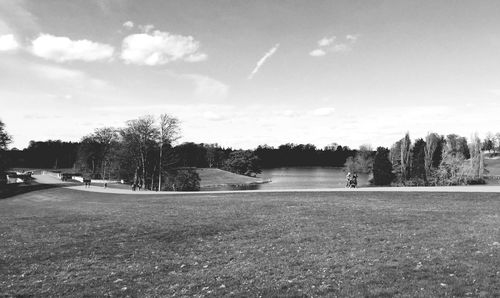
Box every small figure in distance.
[345,172,357,188]
[351,173,358,188]
[346,172,352,188]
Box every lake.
[202,167,370,191]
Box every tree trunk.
[158,143,162,191]
[141,150,146,190]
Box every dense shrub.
[224,150,261,177]
[372,147,395,186]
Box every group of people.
[346,172,358,188]
[131,182,142,191]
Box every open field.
[1,188,499,297]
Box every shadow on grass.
[0,182,78,199]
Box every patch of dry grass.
[1,189,499,297]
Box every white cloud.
[183,74,229,100]
[318,36,335,47]
[309,49,326,57]
[312,107,335,116]
[123,21,134,29]
[310,34,358,57]
[31,34,114,62]
[0,34,19,51]
[248,43,280,80]
[121,30,207,65]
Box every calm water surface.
[202,167,370,191]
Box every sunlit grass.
[1,189,499,296]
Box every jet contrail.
[248,43,280,80]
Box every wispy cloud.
[0,0,40,35]
[28,63,109,89]
[318,37,335,47]
[182,74,229,100]
[248,43,280,80]
[121,29,207,65]
[310,34,358,57]
[203,111,226,121]
[31,34,114,62]
[309,49,326,57]
[122,21,134,29]
[488,89,500,96]
[311,107,335,116]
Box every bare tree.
[124,116,158,188]
[0,119,12,150]
[424,132,440,179]
[400,132,411,182]
[469,133,484,179]
[93,127,119,183]
[158,114,180,191]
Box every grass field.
[1,188,499,297]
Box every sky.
[1,0,500,150]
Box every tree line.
[5,115,496,188]
[1,115,357,190]
[364,132,494,186]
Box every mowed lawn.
[1,189,499,297]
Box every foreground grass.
[0,189,499,297]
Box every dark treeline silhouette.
[6,141,355,170]
[7,140,79,169]
[255,144,355,168]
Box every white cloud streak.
[31,34,114,62]
[248,43,280,80]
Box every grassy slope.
[197,168,265,187]
[1,189,499,297]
